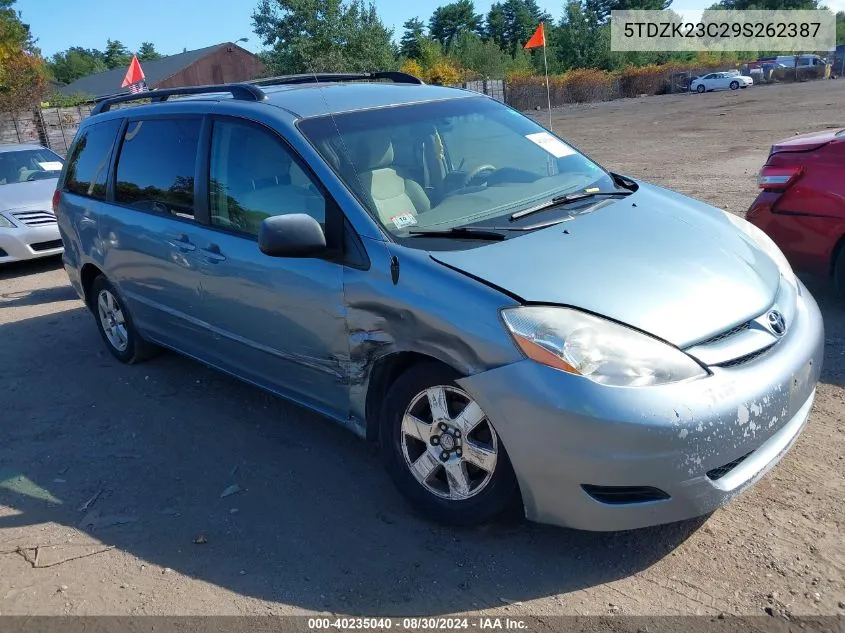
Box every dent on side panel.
[342,238,523,435]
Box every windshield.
[298,97,615,236]
[0,148,64,186]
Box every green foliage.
[485,0,551,54]
[428,0,482,48]
[42,90,93,107]
[103,39,132,69]
[138,42,162,61]
[585,0,672,24]
[449,31,531,77]
[0,0,47,108]
[836,11,844,45]
[252,0,396,74]
[48,47,107,84]
[400,17,426,59]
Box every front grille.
[30,239,63,252]
[698,322,750,346]
[12,210,57,227]
[715,344,775,368]
[707,451,753,480]
[581,485,670,505]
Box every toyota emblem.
[767,310,786,336]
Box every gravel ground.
[0,80,843,618]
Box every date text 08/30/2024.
[307,617,529,630]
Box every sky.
[18,0,759,59]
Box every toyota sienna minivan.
[55,74,823,531]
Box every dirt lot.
[1,80,843,618]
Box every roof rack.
[91,83,266,115]
[250,71,424,87]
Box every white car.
[691,72,753,93]
[0,144,64,264]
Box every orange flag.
[523,22,545,49]
[121,54,146,88]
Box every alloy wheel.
[400,385,498,501]
[97,289,128,352]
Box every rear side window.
[64,119,121,200]
[115,118,201,219]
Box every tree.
[837,11,844,45]
[429,0,482,48]
[48,47,107,84]
[449,30,531,77]
[103,39,132,69]
[555,0,611,70]
[252,0,395,74]
[585,0,673,24]
[486,0,551,54]
[0,0,47,109]
[400,17,426,59]
[138,42,162,61]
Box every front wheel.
[380,363,520,526]
[696,84,706,93]
[730,80,739,90]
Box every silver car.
[56,76,823,531]
[0,144,65,263]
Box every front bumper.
[0,225,63,263]
[458,282,824,531]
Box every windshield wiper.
[510,190,633,221]
[407,227,507,241]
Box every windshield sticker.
[390,213,417,229]
[525,132,576,158]
[38,161,63,171]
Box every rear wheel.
[730,80,740,90]
[696,84,706,93]
[91,275,157,364]
[380,362,520,526]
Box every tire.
[380,362,520,526]
[696,84,706,93]
[835,248,845,296]
[730,80,739,90]
[90,275,157,364]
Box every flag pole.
[542,28,552,131]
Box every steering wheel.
[463,164,497,187]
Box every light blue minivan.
[55,74,823,531]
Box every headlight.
[501,307,708,387]
[0,214,15,229]
[723,211,797,289]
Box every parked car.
[0,143,64,263]
[773,54,827,69]
[55,76,823,531]
[691,72,753,93]
[747,128,845,294]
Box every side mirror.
[258,213,326,258]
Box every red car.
[747,128,845,294]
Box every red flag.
[523,22,545,49]
[121,54,145,88]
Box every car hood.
[0,178,59,212]
[430,182,780,347]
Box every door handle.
[200,243,227,263]
[167,233,197,252]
